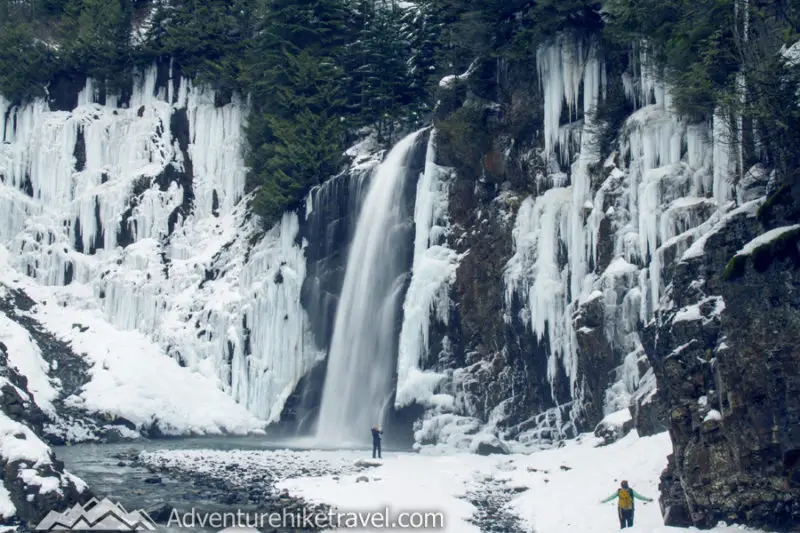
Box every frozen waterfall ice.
[0,64,320,426]
[396,130,460,409]
[315,129,426,445]
[504,33,741,440]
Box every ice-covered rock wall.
[502,36,739,441]
[0,64,321,425]
[396,130,461,410]
[401,33,763,452]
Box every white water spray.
[315,129,425,445]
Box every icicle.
[77,78,96,107]
[396,130,460,409]
[505,188,574,398]
[1,62,321,425]
[0,96,8,141]
[712,109,735,207]
[186,85,247,217]
[537,35,593,159]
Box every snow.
[0,484,15,519]
[0,409,52,465]
[0,410,87,501]
[735,224,800,256]
[673,305,702,323]
[672,296,725,324]
[668,341,696,358]
[168,431,769,533]
[604,257,639,278]
[19,468,61,494]
[704,409,722,422]
[0,243,266,435]
[681,198,763,261]
[509,431,757,533]
[0,313,58,415]
[438,60,478,88]
[602,408,633,427]
[782,40,800,66]
[396,131,460,409]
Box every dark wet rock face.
[2,454,90,527]
[645,191,800,531]
[0,343,92,528]
[628,373,668,438]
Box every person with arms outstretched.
[600,480,653,528]
[371,424,382,459]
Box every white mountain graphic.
[35,497,157,531]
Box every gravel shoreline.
[125,449,383,532]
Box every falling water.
[315,129,426,445]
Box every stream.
[54,436,359,532]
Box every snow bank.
[509,431,760,533]
[0,410,87,496]
[280,450,489,533]
[735,224,800,256]
[0,313,58,416]
[276,430,767,533]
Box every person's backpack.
[618,488,634,510]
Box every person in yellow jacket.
[600,480,653,528]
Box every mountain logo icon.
[35,497,157,531]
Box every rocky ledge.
[0,342,92,529]
[647,187,800,531]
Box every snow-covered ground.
[139,428,764,533]
[280,430,760,532]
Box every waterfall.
[315,129,426,445]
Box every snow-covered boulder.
[593,409,634,446]
[470,433,511,456]
[0,343,90,527]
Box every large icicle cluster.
[537,35,607,161]
[505,35,741,438]
[0,64,320,426]
[396,130,461,409]
[506,37,605,432]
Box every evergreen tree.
[244,0,350,227]
[142,0,256,93]
[0,22,56,103]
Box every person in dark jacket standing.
[600,480,653,528]
[371,425,382,459]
